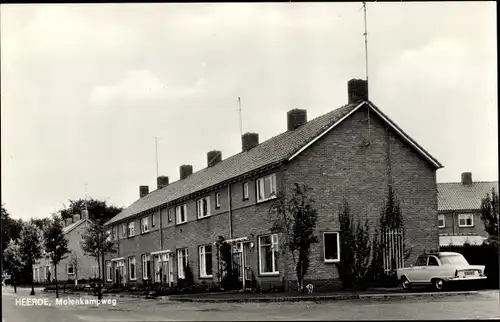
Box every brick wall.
[107,104,439,290]
[438,211,487,237]
[281,105,439,285]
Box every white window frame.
[141,217,149,234]
[151,214,156,227]
[142,254,151,280]
[197,196,211,219]
[128,257,137,280]
[458,213,474,227]
[177,248,188,279]
[323,232,341,263]
[176,204,187,224]
[128,222,135,237]
[258,234,279,275]
[243,182,249,200]
[256,173,277,203]
[438,214,445,228]
[121,223,127,238]
[199,245,213,278]
[106,262,112,281]
[67,263,75,275]
[215,192,221,208]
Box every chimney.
[242,132,259,152]
[72,214,81,222]
[207,150,222,167]
[65,218,73,227]
[461,172,473,185]
[287,109,307,131]
[180,165,193,180]
[140,185,149,198]
[348,79,368,104]
[81,209,89,220]
[157,176,169,189]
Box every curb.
[168,291,481,303]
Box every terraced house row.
[103,79,443,291]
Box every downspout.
[228,184,233,240]
[159,208,163,250]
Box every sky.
[1,2,497,220]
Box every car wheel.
[401,277,412,290]
[432,278,445,291]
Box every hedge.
[440,244,499,288]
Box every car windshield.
[439,255,469,265]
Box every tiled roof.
[437,181,499,211]
[106,100,442,226]
[62,219,89,234]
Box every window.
[106,262,112,281]
[151,214,156,227]
[259,234,279,275]
[106,229,111,242]
[91,265,99,278]
[243,182,249,200]
[128,222,135,237]
[415,256,427,266]
[168,208,172,222]
[458,214,474,227]
[129,257,136,280]
[428,256,439,266]
[256,174,277,202]
[177,248,189,279]
[142,255,151,280]
[176,204,187,224]
[199,245,213,278]
[67,263,74,275]
[323,232,340,263]
[141,217,149,233]
[215,192,221,209]
[438,214,445,228]
[121,223,127,238]
[197,197,211,218]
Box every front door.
[411,256,429,283]
[242,242,252,290]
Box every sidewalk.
[167,287,484,303]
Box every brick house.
[33,211,99,284]
[437,172,498,246]
[104,79,443,291]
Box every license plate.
[464,271,475,276]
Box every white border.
[288,101,442,169]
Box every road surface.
[2,286,499,321]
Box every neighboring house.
[437,172,498,246]
[33,211,99,283]
[104,79,443,291]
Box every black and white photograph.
[1,1,498,321]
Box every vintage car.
[396,252,487,291]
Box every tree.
[336,200,373,290]
[19,220,44,295]
[1,205,23,272]
[269,183,319,293]
[3,239,24,293]
[81,221,115,300]
[371,186,412,281]
[60,198,122,225]
[43,216,70,298]
[481,188,499,246]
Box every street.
[2,286,500,321]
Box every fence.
[382,228,404,275]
